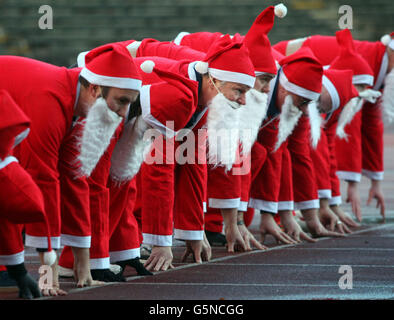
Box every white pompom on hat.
[274,3,287,18]
[140,60,155,73]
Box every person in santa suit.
[312,68,362,232]
[273,31,394,223]
[173,4,286,252]
[127,35,259,270]
[0,89,57,299]
[249,46,346,243]
[0,43,141,295]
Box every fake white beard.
[382,69,394,123]
[206,92,241,171]
[77,97,122,177]
[274,95,303,152]
[109,115,153,184]
[308,101,323,149]
[336,97,363,140]
[238,89,268,156]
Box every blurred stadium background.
[0,0,392,67]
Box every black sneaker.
[116,258,153,276]
[91,269,126,282]
[205,230,227,246]
[0,271,18,292]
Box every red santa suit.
[250,48,323,216]
[0,90,53,265]
[310,69,359,202]
[174,4,280,232]
[0,56,80,250]
[274,32,389,187]
[132,36,256,245]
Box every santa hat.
[243,4,287,75]
[380,32,394,50]
[80,43,142,91]
[0,90,30,159]
[278,47,323,101]
[138,60,200,137]
[330,29,374,86]
[195,34,256,88]
[323,69,359,112]
[0,90,56,266]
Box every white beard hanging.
[308,101,323,149]
[238,89,268,157]
[381,69,394,123]
[77,97,122,177]
[274,95,303,152]
[206,92,241,171]
[109,115,153,184]
[336,96,363,139]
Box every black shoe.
[205,230,227,246]
[0,271,18,292]
[116,258,153,276]
[91,269,126,282]
[6,264,41,299]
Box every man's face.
[277,84,311,114]
[317,86,333,114]
[216,80,251,106]
[104,87,139,118]
[254,73,275,94]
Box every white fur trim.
[126,41,141,58]
[336,171,362,182]
[110,248,140,262]
[140,85,177,138]
[25,235,61,249]
[140,60,155,74]
[329,195,342,206]
[249,198,278,213]
[173,31,190,45]
[195,61,209,74]
[362,169,384,181]
[374,53,388,90]
[77,51,89,67]
[60,234,91,248]
[13,128,30,148]
[80,67,142,91]
[274,3,287,18]
[0,156,17,169]
[239,201,248,212]
[209,68,255,88]
[294,199,320,210]
[90,258,110,270]
[0,251,24,266]
[382,69,394,123]
[322,75,340,112]
[279,71,320,101]
[318,189,332,199]
[208,198,241,209]
[174,229,204,241]
[278,201,294,211]
[142,233,172,247]
[352,74,374,86]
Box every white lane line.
[117,282,394,289]
[209,263,394,268]
[287,247,394,251]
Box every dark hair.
[78,75,110,98]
